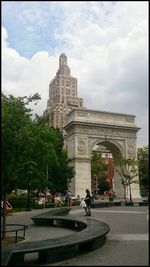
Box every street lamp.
[93,175,98,194]
[96,176,98,194]
[26,165,33,211]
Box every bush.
[7,194,57,211]
[7,195,35,209]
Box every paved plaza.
[2,205,149,266]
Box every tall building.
[44,53,85,135]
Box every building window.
[66,80,70,87]
[67,89,70,95]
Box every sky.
[2,1,148,148]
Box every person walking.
[84,189,92,216]
[66,190,72,206]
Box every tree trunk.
[129,183,132,202]
[124,186,127,203]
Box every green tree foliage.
[1,93,75,210]
[91,151,103,178]
[115,157,138,202]
[138,146,149,195]
[98,178,110,195]
[91,151,109,193]
[1,94,38,195]
[1,93,75,238]
[2,93,41,237]
[50,151,75,193]
[31,116,75,193]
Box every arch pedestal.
[69,158,91,198]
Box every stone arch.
[65,108,141,200]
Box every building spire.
[59,53,67,68]
[44,53,84,135]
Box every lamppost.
[26,165,33,211]
[93,175,97,194]
[96,176,98,194]
[45,165,48,203]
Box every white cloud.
[2,27,59,115]
[2,2,148,147]
[2,26,8,40]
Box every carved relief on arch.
[102,128,113,136]
[127,139,136,158]
[77,112,88,117]
[77,136,87,155]
[111,140,126,158]
[88,138,104,155]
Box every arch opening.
[91,140,124,199]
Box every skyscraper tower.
[44,53,84,135]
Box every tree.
[98,179,110,195]
[1,93,41,238]
[115,157,139,202]
[2,92,75,193]
[50,151,75,193]
[91,151,109,193]
[32,116,75,193]
[91,151,103,179]
[1,93,75,239]
[138,146,149,195]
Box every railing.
[1,224,28,243]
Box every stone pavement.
[2,208,75,242]
[2,205,149,266]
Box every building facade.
[44,53,84,135]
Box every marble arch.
[65,108,141,200]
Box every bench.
[31,207,71,225]
[138,201,148,206]
[2,215,110,266]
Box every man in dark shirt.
[84,189,91,216]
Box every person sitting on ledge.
[1,200,12,215]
